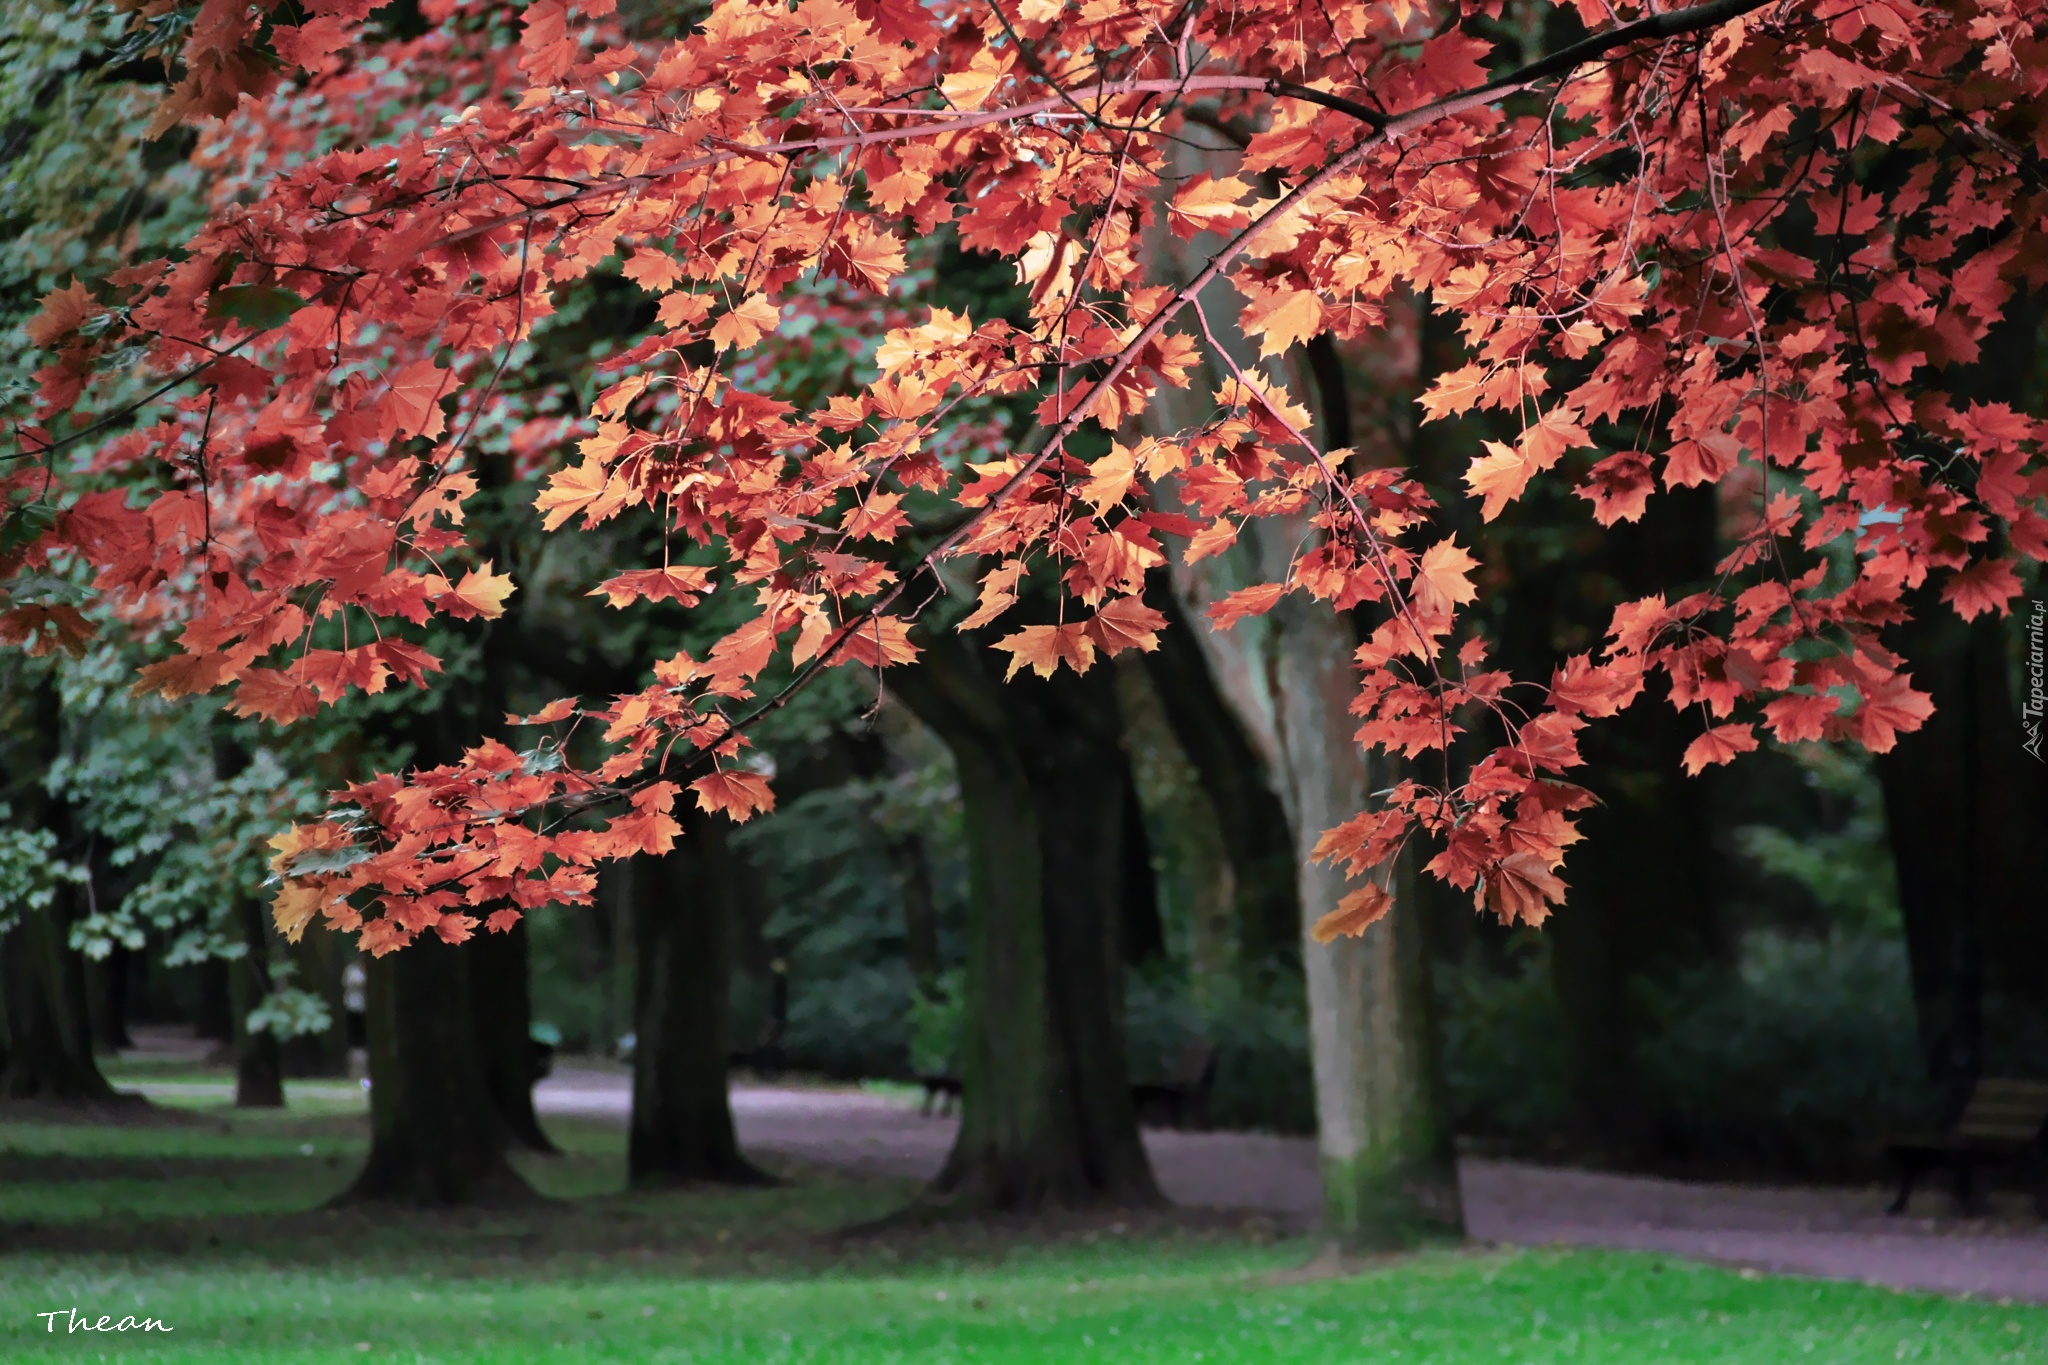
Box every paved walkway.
[535,1070,2048,1302]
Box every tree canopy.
[8,0,2043,954]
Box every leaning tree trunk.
[895,636,1161,1211]
[627,816,769,1188]
[338,934,535,1206]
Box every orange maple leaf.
[1681,722,1758,775]
[691,769,776,822]
[709,293,780,351]
[993,622,1097,679]
[440,561,515,620]
[1465,441,1534,521]
[1083,596,1167,655]
[588,565,714,609]
[1168,174,1253,239]
[1310,884,1393,943]
[1412,539,1480,617]
[1206,582,1286,631]
[535,456,631,531]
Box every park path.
[535,1069,2048,1303]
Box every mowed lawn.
[1,1087,2041,1363]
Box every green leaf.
[1,572,89,605]
[283,844,372,877]
[0,502,58,556]
[206,285,305,332]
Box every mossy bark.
[896,637,1160,1212]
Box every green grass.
[2,1105,2042,1363]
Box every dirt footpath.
[535,1071,2048,1302]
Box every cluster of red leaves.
[11,0,2047,951]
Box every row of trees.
[3,0,2046,1250]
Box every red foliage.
[11,0,2047,951]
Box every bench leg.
[1955,1158,1984,1217]
[1888,1156,1926,1215]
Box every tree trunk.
[1878,594,2048,1093]
[282,928,350,1078]
[895,637,1161,1211]
[469,918,557,1153]
[1272,593,1461,1248]
[627,818,769,1187]
[231,898,285,1109]
[1140,576,1303,973]
[0,890,122,1104]
[1136,149,1461,1242]
[338,934,536,1206]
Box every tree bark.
[338,934,536,1206]
[1271,592,1461,1248]
[627,815,769,1187]
[0,891,122,1104]
[1877,593,2048,1093]
[469,917,558,1153]
[895,636,1161,1211]
[230,897,285,1109]
[282,928,350,1078]
[1140,576,1302,972]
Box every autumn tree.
[9,0,2048,1233]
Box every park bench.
[1131,1039,1219,1131]
[1885,1076,2048,1215]
[918,1041,1219,1127]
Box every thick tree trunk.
[1877,299,2048,1094]
[627,820,769,1188]
[895,637,1161,1211]
[0,891,122,1104]
[338,935,535,1206]
[1878,595,2048,1093]
[469,918,557,1153]
[230,898,285,1109]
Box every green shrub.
[1639,931,1938,1174]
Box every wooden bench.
[1886,1077,2048,1215]
[1131,1039,1219,1131]
[918,1041,1219,1128]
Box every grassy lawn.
[2,1092,2041,1363]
